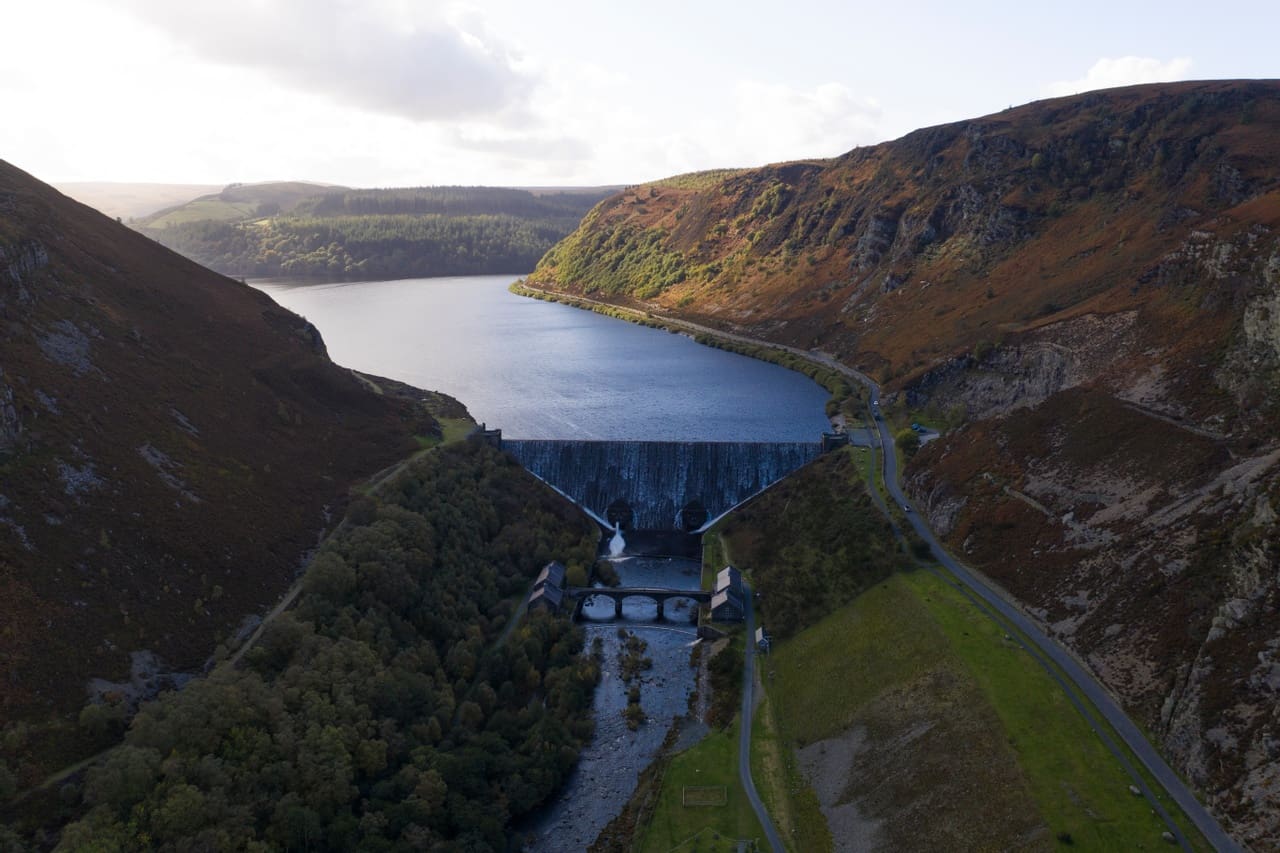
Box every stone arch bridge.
[567,586,711,622]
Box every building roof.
[715,565,742,592]
[535,560,567,590]
[529,584,564,609]
[710,589,741,610]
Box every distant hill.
[526,80,1280,845]
[139,181,350,228]
[137,183,619,280]
[0,162,446,782]
[53,181,223,221]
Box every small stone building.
[715,566,743,599]
[711,566,745,622]
[527,560,568,614]
[528,583,564,614]
[710,588,744,622]
[536,561,567,591]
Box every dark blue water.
[252,275,831,440]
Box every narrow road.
[862,385,1239,853]
[515,285,1239,851]
[740,586,784,853]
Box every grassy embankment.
[754,569,1211,850]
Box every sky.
[5,0,1278,188]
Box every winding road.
[740,586,785,853]
[516,285,1241,852]
[862,381,1239,853]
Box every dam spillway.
[503,440,822,531]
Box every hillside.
[22,441,600,849]
[525,80,1280,847]
[0,161,442,783]
[138,183,618,280]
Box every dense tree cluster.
[56,442,600,851]
[141,187,611,281]
[721,450,908,639]
[146,214,576,280]
[538,221,687,299]
[291,188,604,221]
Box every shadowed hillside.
[525,80,1280,846]
[0,161,443,781]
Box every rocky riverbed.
[523,555,703,851]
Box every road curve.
[862,386,1240,853]
[515,284,1240,851]
[740,587,785,853]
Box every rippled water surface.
[253,275,830,440]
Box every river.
[524,554,705,850]
[252,274,831,441]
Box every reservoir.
[252,274,831,441]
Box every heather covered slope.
[0,161,439,762]
[526,81,1280,845]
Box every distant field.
[143,197,264,227]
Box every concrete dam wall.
[504,440,821,530]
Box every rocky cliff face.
[526,81,1280,845]
[0,161,440,779]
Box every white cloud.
[1045,56,1193,97]
[449,129,593,162]
[106,0,536,122]
[727,81,882,164]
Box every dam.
[503,439,825,531]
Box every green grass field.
[637,721,765,853]
[905,569,1209,850]
[143,198,260,227]
[752,570,1205,850]
[748,687,830,852]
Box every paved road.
[518,284,1241,851]
[740,587,784,853]
[861,387,1241,853]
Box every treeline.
[140,186,614,281]
[292,187,606,220]
[145,214,580,279]
[53,441,600,851]
[721,449,908,639]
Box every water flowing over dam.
[504,440,821,530]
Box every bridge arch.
[570,587,709,623]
